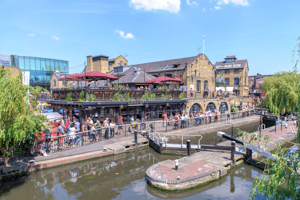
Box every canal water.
[0,122,265,200]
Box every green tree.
[248,39,300,199]
[231,101,238,112]
[0,68,47,154]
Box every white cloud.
[214,6,221,9]
[115,30,134,39]
[129,0,181,13]
[218,0,249,6]
[186,0,198,6]
[27,33,35,36]
[52,36,60,40]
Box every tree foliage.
[231,101,238,112]
[179,92,184,99]
[160,93,166,100]
[262,71,300,114]
[0,68,47,151]
[141,91,150,100]
[149,93,156,100]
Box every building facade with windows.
[10,55,69,91]
[85,54,128,74]
[214,55,249,96]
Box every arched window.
[219,102,228,113]
[53,79,56,86]
[118,61,123,66]
[190,103,202,113]
[206,102,216,111]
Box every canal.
[0,122,266,200]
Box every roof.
[225,55,236,59]
[111,55,197,76]
[108,58,115,61]
[93,54,109,58]
[111,71,157,84]
[214,59,247,70]
[53,71,70,79]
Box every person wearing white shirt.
[69,124,76,145]
[110,120,115,138]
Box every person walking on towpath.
[284,116,287,128]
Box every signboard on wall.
[0,55,11,66]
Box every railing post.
[160,142,163,153]
[231,141,236,166]
[187,140,191,156]
[134,130,138,145]
[245,148,252,161]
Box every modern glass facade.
[11,55,69,91]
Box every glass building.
[11,55,69,91]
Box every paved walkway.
[146,121,297,191]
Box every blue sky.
[0,0,299,75]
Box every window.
[234,77,240,85]
[216,70,221,74]
[53,79,56,86]
[225,70,230,74]
[244,71,247,85]
[197,80,201,92]
[234,69,239,74]
[195,70,197,76]
[204,80,208,90]
[225,78,230,85]
[118,61,123,66]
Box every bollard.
[134,130,138,145]
[187,140,191,156]
[231,141,236,166]
[177,176,180,180]
[104,147,107,152]
[160,142,164,153]
[175,160,179,170]
[245,148,252,161]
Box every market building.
[214,55,249,96]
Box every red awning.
[145,76,182,83]
[77,71,119,81]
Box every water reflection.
[0,147,263,200]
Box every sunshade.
[145,76,182,83]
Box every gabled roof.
[214,59,247,70]
[111,71,157,84]
[111,55,197,76]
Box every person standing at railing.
[169,114,173,126]
[110,119,115,138]
[174,116,179,129]
[117,116,124,135]
[95,120,102,140]
[82,122,88,142]
[104,118,110,139]
[69,124,76,146]
[75,119,81,133]
[56,122,65,147]
[141,116,147,130]
[163,113,167,127]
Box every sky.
[0,0,299,75]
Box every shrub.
[141,91,150,100]
[168,93,172,99]
[89,92,96,101]
[113,91,120,101]
[149,93,156,100]
[160,93,166,100]
[78,91,85,101]
[231,101,239,112]
[179,92,184,99]
[65,92,73,101]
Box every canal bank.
[146,121,297,191]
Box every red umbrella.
[145,76,182,83]
[58,73,81,81]
[77,71,119,81]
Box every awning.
[41,112,63,121]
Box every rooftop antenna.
[124,53,128,58]
[203,34,206,59]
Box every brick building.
[110,54,216,97]
[214,55,249,96]
[85,55,128,74]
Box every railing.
[52,88,186,101]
